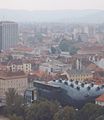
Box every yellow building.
[0,75,28,97]
[61,69,93,81]
[7,59,32,74]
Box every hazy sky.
[0,0,103,10]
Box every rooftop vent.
[84,82,87,84]
[59,79,62,83]
[90,83,94,87]
[64,81,68,85]
[70,83,74,88]
[70,79,73,82]
[75,81,79,85]
[101,85,104,89]
[81,83,84,87]
[87,86,91,91]
[76,86,80,91]
[96,87,100,91]
[53,80,56,82]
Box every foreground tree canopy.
[5,88,25,117]
[53,106,76,120]
[26,100,59,120]
[4,89,104,120]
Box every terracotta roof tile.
[96,94,104,102]
[14,45,33,52]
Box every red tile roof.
[96,94,104,102]
[78,45,104,54]
[14,45,33,52]
[29,70,46,78]
[87,63,104,72]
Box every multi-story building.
[0,75,28,97]
[0,21,18,50]
[39,60,66,74]
[7,59,32,74]
[61,69,93,81]
[95,94,104,106]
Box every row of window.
[69,74,92,77]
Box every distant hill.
[0,9,104,23]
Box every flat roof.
[34,80,60,88]
[0,75,27,80]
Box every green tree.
[76,103,104,120]
[7,55,13,61]
[59,39,79,55]
[59,40,70,52]
[95,115,104,120]
[9,114,23,120]
[89,107,104,120]
[26,100,59,120]
[51,47,57,54]
[53,106,76,120]
[5,88,25,116]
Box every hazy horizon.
[0,0,103,11]
[0,8,104,12]
[0,9,103,23]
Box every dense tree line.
[59,40,79,55]
[3,88,104,120]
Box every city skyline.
[0,0,103,11]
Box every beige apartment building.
[0,75,28,97]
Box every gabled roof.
[87,63,104,72]
[96,94,104,102]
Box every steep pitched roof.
[96,94,104,102]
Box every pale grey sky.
[0,0,103,10]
